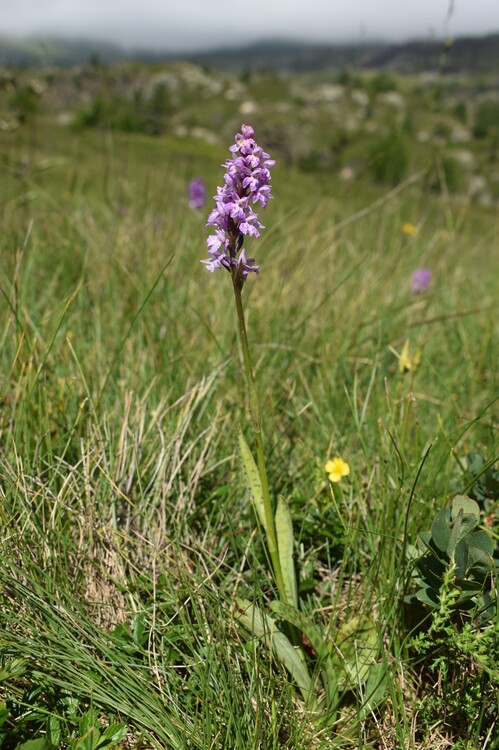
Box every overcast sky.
[1,0,498,51]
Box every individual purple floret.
[188,177,206,209]
[411,268,432,294]
[202,124,275,284]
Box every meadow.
[0,61,498,749]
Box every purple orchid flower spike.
[188,177,206,209]
[202,124,275,285]
[411,268,432,294]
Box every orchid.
[411,268,432,294]
[202,124,275,284]
[188,177,206,209]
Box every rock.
[468,174,488,196]
[450,125,472,143]
[377,91,406,109]
[190,127,219,145]
[239,100,257,115]
[340,166,355,182]
[351,89,369,107]
[450,149,475,169]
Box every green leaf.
[447,507,476,556]
[270,601,324,654]
[359,662,388,720]
[415,587,439,608]
[453,538,469,579]
[275,496,298,608]
[452,495,480,525]
[80,709,100,734]
[332,615,379,688]
[131,613,147,646]
[47,715,61,747]
[467,545,494,580]
[238,430,267,534]
[100,723,128,745]
[0,706,9,729]
[418,531,432,549]
[235,599,312,702]
[0,659,27,682]
[79,710,102,750]
[468,530,494,557]
[431,510,451,553]
[405,543,420,562]
[270,600,338,712]
[15,740,53,750]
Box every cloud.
[1,0,498,50]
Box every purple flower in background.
[188,177,206,209]
[202,124,275,284]
[411,268,432,294]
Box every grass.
[0,115,498,749]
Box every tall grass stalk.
[232,276,288,602]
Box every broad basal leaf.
[235,598,312,702]
[238,429,267,534]
[275,495,298,607]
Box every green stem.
[232,277,288,603]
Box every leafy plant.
[410,614,499,744]
[408,495,496,616]
[368,131,409,185]
[473,100,499,138]
[201,125,387,725]
[406,495,498,743]
[459,453,499,511]
[68,710,127,750]
[0,656,127,750]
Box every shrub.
[9,85,40,122]
[407,496,498,743]
[453,100,468,124]
[369,72,398,95]
[369,131,409,185]
[441,155,462,192]
[473,100,499,139]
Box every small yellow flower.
[402,222,418,236]
[324,457,350,483]
[398,339,422,374]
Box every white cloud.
[1,0,498,50]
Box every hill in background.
[1,33,499,74]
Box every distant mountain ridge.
[1,33,498,74]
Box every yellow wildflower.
[402,222,418,236]
[398,339,422,374]
[324,457,350,483]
